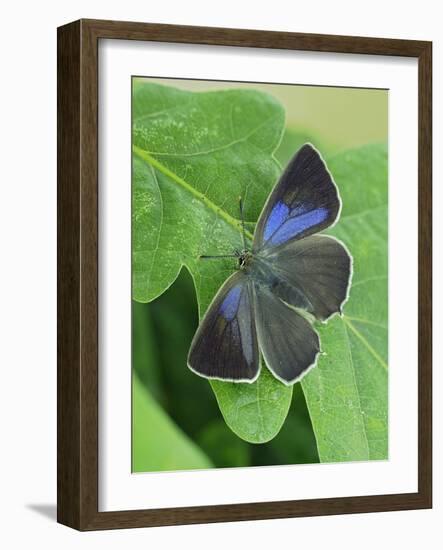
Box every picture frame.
[57,18,432,530]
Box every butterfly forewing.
[254,144,340,252]
[188,271,260,382]
[253,284,321,384]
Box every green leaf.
[132,373,213,472]
[301,144,388,462]
[132,80,291,443]
[132,80,388,457]
[132,300,163,402]
[212,366,292,444]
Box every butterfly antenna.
[239,196,247,250]
[199,254,237,260]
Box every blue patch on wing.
[269,207,329,245]
[263,200,329,246]
[263,201,289,241]
[219,285,242,321]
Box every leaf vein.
[341,320,371,458]
[133,145,254,241]
[343,318,388,371]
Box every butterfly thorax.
[238,251,274,285]
[237,249,253,270]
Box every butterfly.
[187,144,352,385]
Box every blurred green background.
[132,78,388,473]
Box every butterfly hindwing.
[254,144,340,252]
[253,283,321,384]
[261,235,352,321]
[188,271,260,382]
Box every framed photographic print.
[57,19,432,530]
